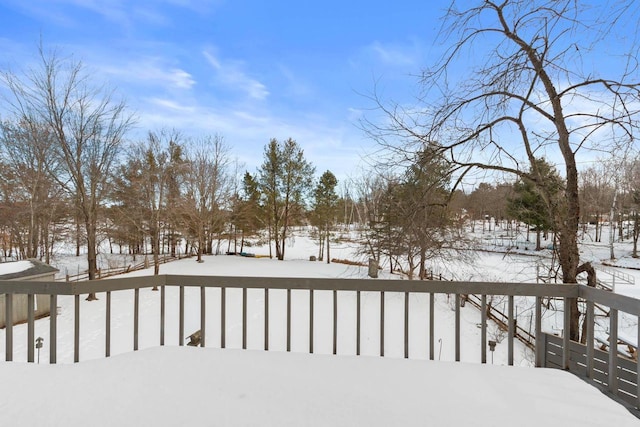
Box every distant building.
[0,260,59,328]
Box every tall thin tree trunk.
[326,228,330,264]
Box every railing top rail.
[163,275,580,297]
[0,275,579,297]
[579,285,640,315]
[4,274,640,315]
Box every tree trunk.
[326,229,330,264]
[85,218,98,301]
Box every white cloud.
[148,98,196,113]
[367,41,418,67]
[168,68,196,89]
[100,58,195,90]
[203,50,269,101]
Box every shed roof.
[0,259,59,281]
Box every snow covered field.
[2,228,640,425]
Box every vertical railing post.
[609,308,619,393]
[221,287,226,349]
[160,285,165,346]
[179,285,185,346]
[356,290,361,356]
[5,293,13,362]
[27,294,35,363]
[563,297,571,370]
[264,288,268,351]
[333,290,337,355]
[404,292,409,359]
[637,314,640,410]
[74,294,80,363]
[508,295,514,366]
[535,296,543,368]
[106,291,112,357]
[481,294,487,364]
[242,287,247,350]
[200,286,206,348]
[429,292,434,360]
[380,291,385,357]
[50,294,57,364]
[586,300,595,379]
[134,288,139,351]
[309,289,314,354]
[287,288,292,352]
[455,293,460,362]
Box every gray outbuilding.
[0,259,59,328]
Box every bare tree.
[182,135,232,262]
[367,0,640,340]
[579,164,614,243]
[0,119,66,262]
[113,129,185,275]
[2,46,134,299]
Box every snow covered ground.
[1,346,638,427]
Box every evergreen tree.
[312,170,339,262]
[507,158,563,250]
[258,138,314,260]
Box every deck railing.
[1,276,640,411]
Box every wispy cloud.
[148,98,196,113]
[366,41,419,67]
[2,0,220,30]
[99,57,195,90]
[203,50,269,101]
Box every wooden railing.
[1,276,639,412]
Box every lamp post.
[488,340,496,364]
[35,337,44,364]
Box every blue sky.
[0,0,448,180]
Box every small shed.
[0,259,59,328]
